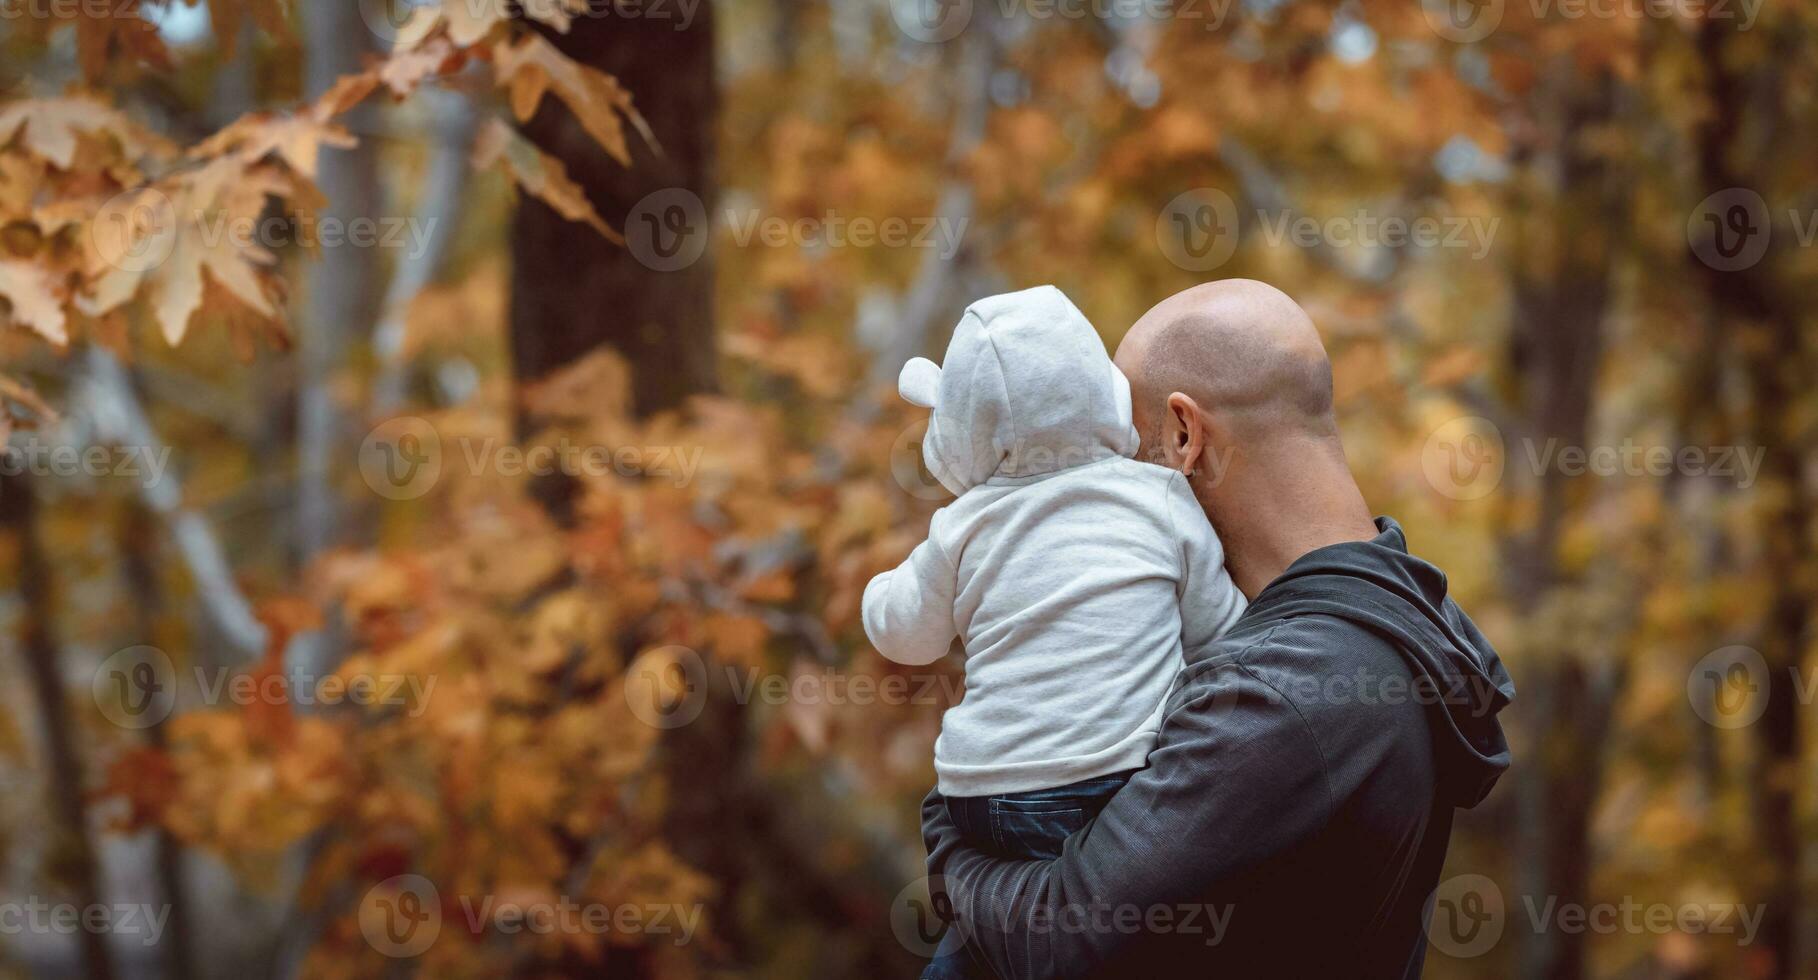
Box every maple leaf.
[493,33,656,167]
[72,0,172,81]
[379,35,460,97]
[189,111,357,180]
[0,97,177,169]
[443,0,512,47]
[79,156,290,344]
[472,117,619,241]
[309,71,382,122]
[0,258,67,344]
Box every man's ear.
[1165,391,1205,477]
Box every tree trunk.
[1504,68,1623,980]
[0,471,115,980]
[119,503,196,980]
[296,0,381,561]
[508,6,719,418]
[1689,20,1808,977]
[506,4,733,967]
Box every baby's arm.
[1166,472,1248,651]
[862,514,959,666]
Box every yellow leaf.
[0,97,175,169]
[379,35,457,97]
[0,259,67,344]
[471,117,619,241]
[493,34,654,167]
[443,0,510,46]
[190,112,357,179]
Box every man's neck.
[1199,451,1378,599]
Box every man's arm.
[922,661,1333,977]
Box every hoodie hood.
[1244,517,1515,809]
[899,285,1138,495]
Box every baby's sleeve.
[1166,472,1248,653]
[861,512,960,666]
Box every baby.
[864,284,1247,869]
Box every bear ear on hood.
[898,357,942,409]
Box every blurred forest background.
[0,0,1813,977]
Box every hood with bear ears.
[899,285,1139,496]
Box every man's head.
[1114,279,1375,595]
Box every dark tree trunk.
[1689,20,1808,977]
[505,4,737,969]
[1505,68,1623,980]
[502,15,910,973]
[508,4,719,418]
[0,472,115,980]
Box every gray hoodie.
[863,285,1247,796]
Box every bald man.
[919,281,1515,978]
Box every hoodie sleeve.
[862,513,959,666]
[1167,472,1247,652]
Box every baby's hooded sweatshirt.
[863,285,1246,796]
